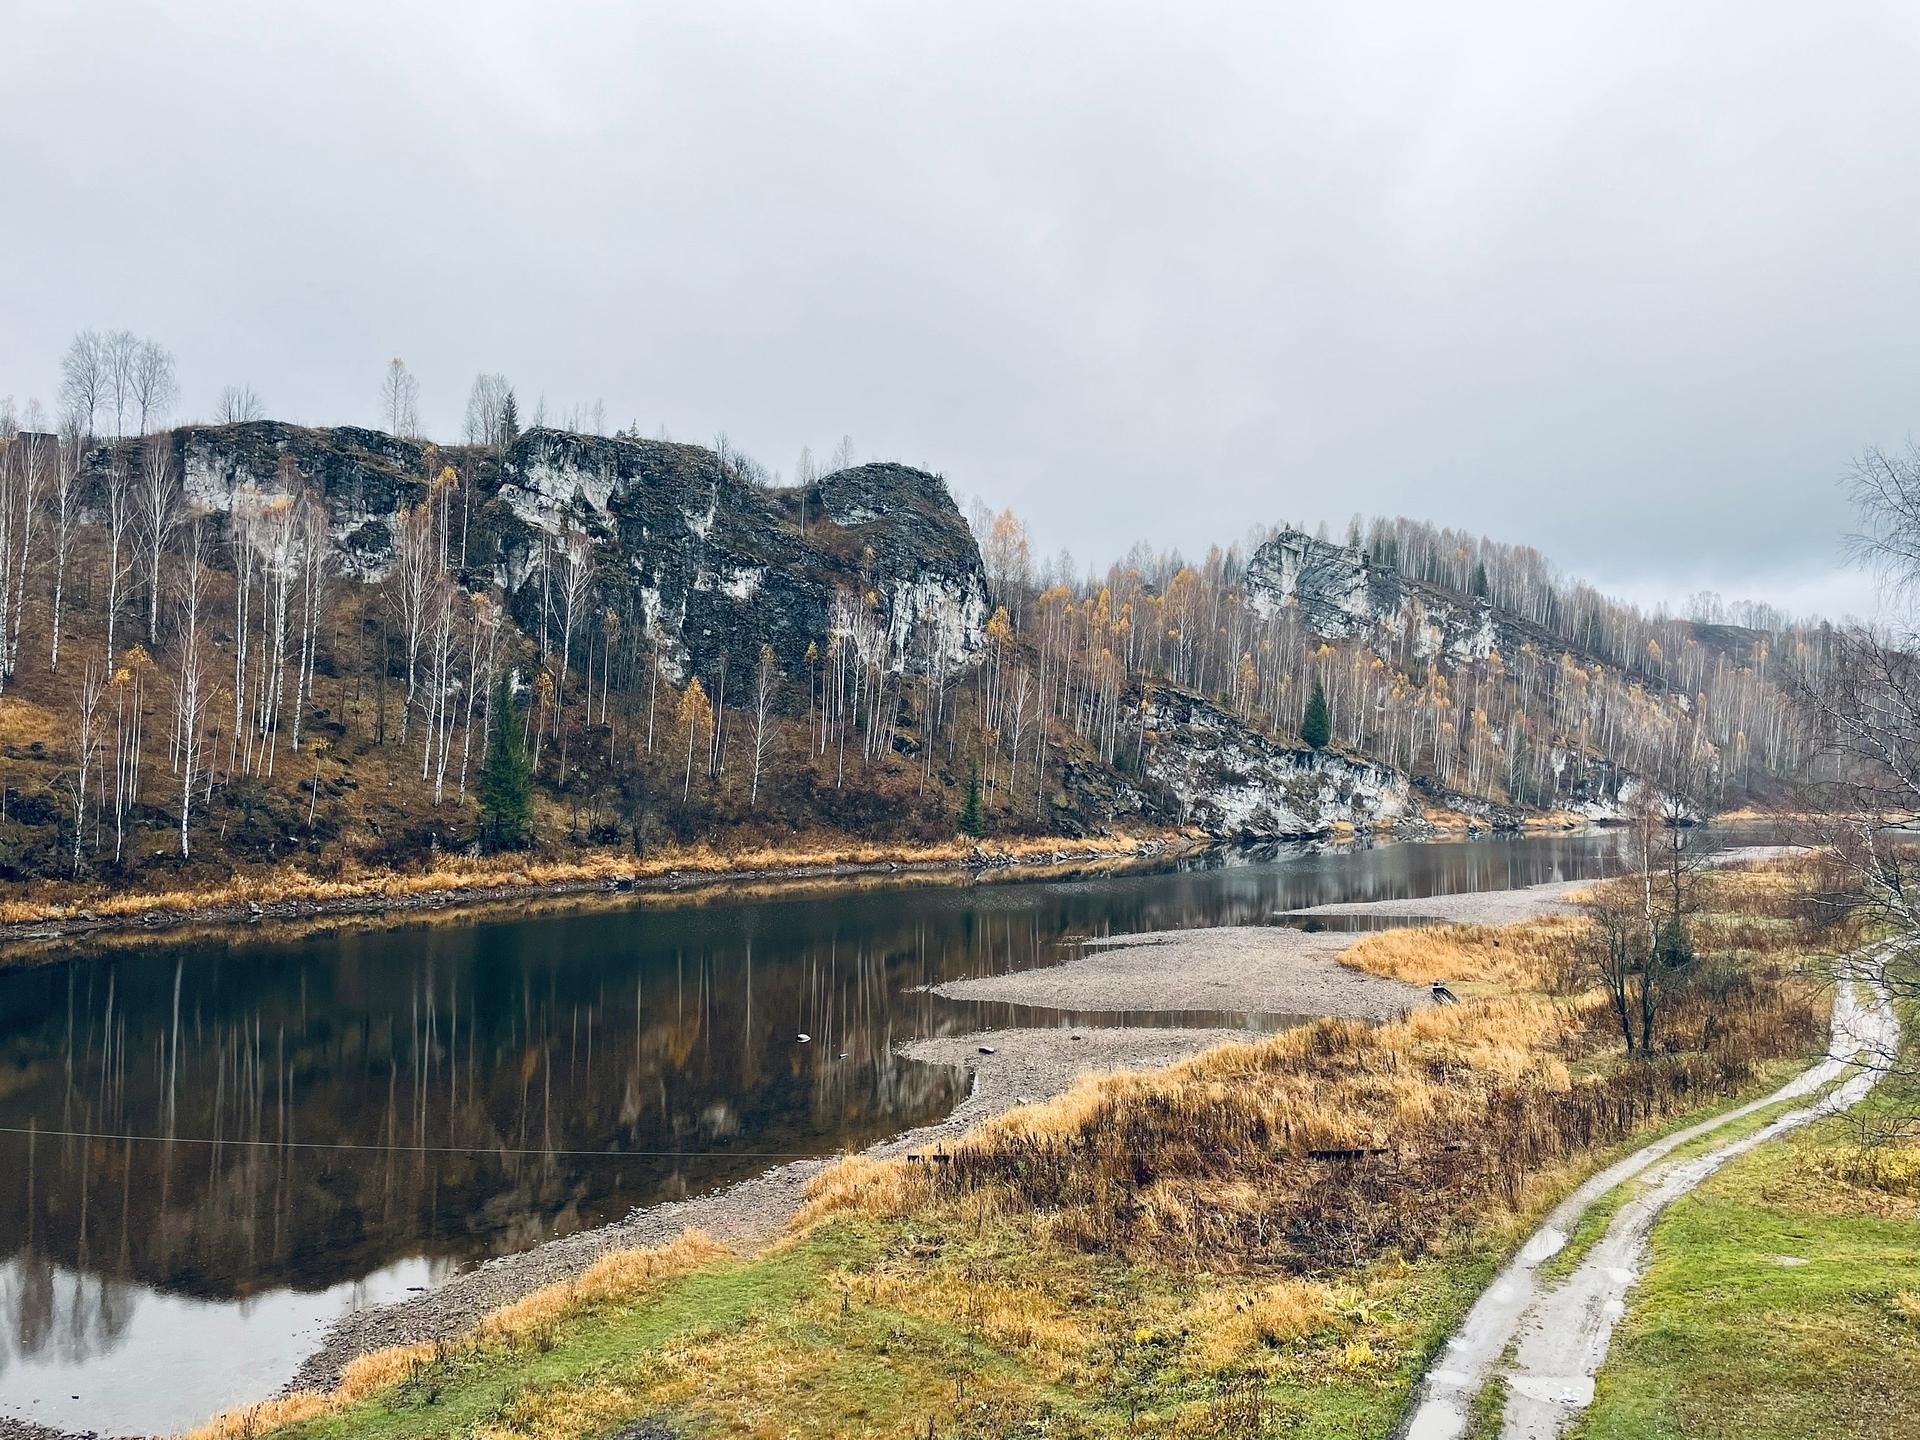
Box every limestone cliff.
[114,422,990,688]
[1244,527,1500,663]
[1138,687,1412,837]
[486,431,988,686]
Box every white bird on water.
[797,1033,811,1043]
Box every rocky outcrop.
[1244,528,1498,663]
[486,431,988,685]
[113,423,990,686]
[144,422,430,578]
[1139,687,1411,837]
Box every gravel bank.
[1281,845,1800,929]
[931,925,1427,1017]
[1284,878,1590,924]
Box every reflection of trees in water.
[0,923,986,1324]
[0,836,1628,1361]
[0,1254,136,1371]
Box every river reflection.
[0,830,1644,1432]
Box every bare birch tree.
[419,577,458,797]
[47,421,81,673]
[129,340,177,434]
[0,410,45,690]
[216,384,266,423]
[749,644,777,807]
[387,498,437,741]
[456,591,498,805]
[170,519,218,857]
[101,450,135,667]
[7,408,46,679]
[59,332,109,442]
[67,662,106,877]
[288,488,333,751]
[136,436,183,643]
[381,358,420,438]
[103,329,139,440]
[552,526,593,765]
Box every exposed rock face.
[487,431,988,685]
[1245,528,1498,663]
[1140,687,1411,837]
[115,423,989,685]
[1558,754,1658,821]
[148,422,429,579]
[1242,528,1700,820]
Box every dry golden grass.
[798,898,1824,1274]
[473,1375,652,1440]
[0,693,65,753]
[1802,1141,1920,1204]
[841,1261,1098,1383]
[1184,1276,1335,1371]
[0,831,1164,928]
[184,1341,440,1440]
[1341,915,1587,990]
[472,1230,731,1347]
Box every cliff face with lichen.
[103,422,990,689]
[1138,687,1412,837]
[1244,527,1501,663]
[486,431,988,687]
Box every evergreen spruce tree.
[1302,681,1332,751]
[480,674,533,849]
[959,761,984,837]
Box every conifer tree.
[480,673,532,848]
[1302,680,1331,750]
[960,760,984,836]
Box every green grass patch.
[273,1225,880,1440]
[1573,1110,1920,1440]
[1537,1052,1821,1286]
[1462,1374,1510,1440]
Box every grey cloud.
[5,1,1917,616]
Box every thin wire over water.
[0,1122,851,1161]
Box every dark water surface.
[0,831,1640,1432]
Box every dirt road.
[1398,959,1895,1440]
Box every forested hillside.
[0,346,1824,900]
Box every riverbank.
[926,875,1595,1015]
[0,831,1197,961]
[288,1025,1258,1394]
[260,859,1786,1420]
[263,861,1775,1412]
[190,859,1838,1440]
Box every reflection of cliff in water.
[0,930,967,1316]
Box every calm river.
[0,831,1648,1433]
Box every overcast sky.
[5,2,1917,620]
